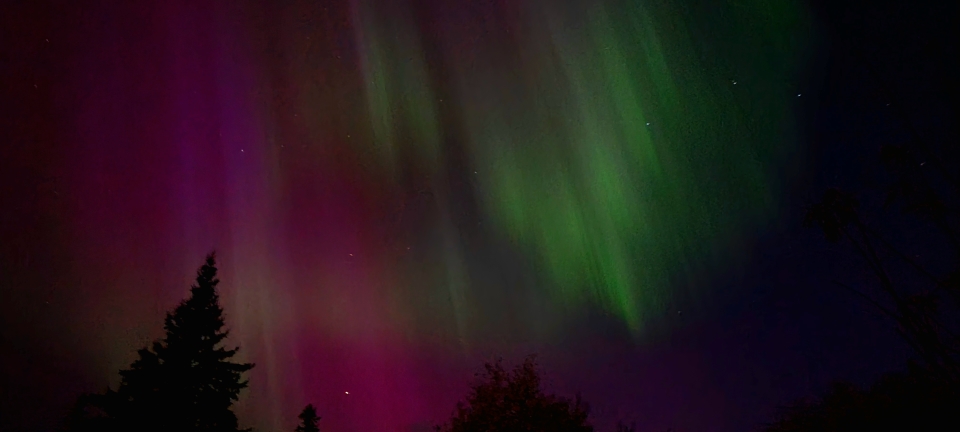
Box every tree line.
[769,137,960,429]
[68,133,960,432]
[63,254,622,432]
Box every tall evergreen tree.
[67,253,254,432]
[294,404,321,432]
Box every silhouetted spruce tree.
[66,253,254,432]
[436,356,593,432]
[294,404,321,432]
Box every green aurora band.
[351,0,809,334]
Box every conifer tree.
[68,253,254,432]
[294,404,321,432]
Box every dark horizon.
[2,0,957,431]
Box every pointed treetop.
[295,404,321,432]
[98,252,254,432]
[194,251,219,291]
[162,251,229,348]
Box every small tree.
[295,404,321,432]
[64,391,123,432]
[437,356,593,432]
[67,253,254,432]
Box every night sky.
[1,1,956,431]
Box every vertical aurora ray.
[352,0,443,172]
[351,0,477,346]
[50,0,810,430]
[443,0,808,331]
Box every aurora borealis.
[3,0,818,430]
[348,0,808,332]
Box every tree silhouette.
[799,145,960,429]
[295,404,321,432]
[765,364,960,431]
[64,391,124,432]
[797,40,960,423]
[436,356,593,432]
[66,253,254,432]
[803,131,960,384]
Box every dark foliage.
[765,365,960,432]
[436,356,593,432]
[295,404,321,432]
[804,143,960,382]
[799,77,960,428]
[66,253,254,432]
[64,391,124,432]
